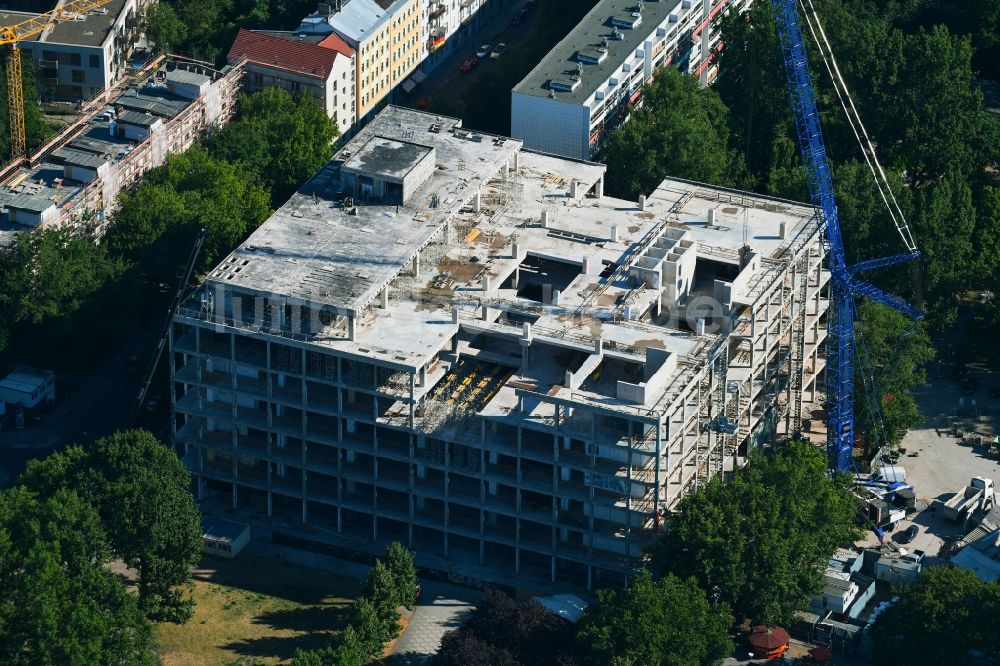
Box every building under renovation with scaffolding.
[0,57,242,242]
[170,106,829,590]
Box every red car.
[459,57,478,73]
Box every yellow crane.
[0,0,114,160]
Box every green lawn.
[155,554,360,666]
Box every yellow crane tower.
[0,0,114,160]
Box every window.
[70,52,81,66]
[71,69,84,83]
[89,54,99,68]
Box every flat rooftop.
[208,107,522,318]
[0,0,130,48]
[343,135,432,180]
[202,107,817,414]
[0,61,229,225]
[513,0,683,104]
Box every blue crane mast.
[769,0,921,471]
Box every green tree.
[205,87,338,205]
[603,68,736,199]
[292,625,367,666]
[0,56,55,156]
[0,227,134,368]
[0,487,154,665]
[144,3,188,53]
[715,0,792,191]
[855,301,934,450]
[106,145,271,284]
[383,541,419,610]
[351,595,397,659]
[870,566,1000,665]
[648,442,861,626]
[20,430,202,623]
[577,571,732,666]
[90,431,202,622]
[0,227,125,327]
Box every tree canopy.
[293,542,418,665]
[435,588,581,666]
[576,571,732,666]
[603,67,737,199]
[205,88,338,206]
[20,430,202,623]
[648,442,861,626]
[869,566,1000,665]
[105,144,271,284]
[147,1,319,63]
[0,487,154,665]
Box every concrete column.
[638,194,646,211]
[473,189,481,213]
[483,274,491,292]
[348,315,356,341]
[541,209,550,228]
[380,285,389,309]
[611,225,619,242]
[569,179,579,198]
[595,175,604,198]
[552,289,561,306]
[412,252,420,277]
[452,306,459,324]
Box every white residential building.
[511,0,751,160]
[0,0,152,102]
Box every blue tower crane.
[769,0,922,471]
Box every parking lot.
[854,363,1000,560]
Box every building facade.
[229,29,357,135]
[511,0,751,160]
[297,0,423,122]
[421,0,491,72]
[170,106,828,591]
[0,0,152,102]
[0,59,243,237]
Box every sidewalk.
[386,580,478,665]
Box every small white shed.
[201,516,251,559]
[0,366,55,410]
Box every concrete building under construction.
[170,106,828,590]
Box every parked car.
[898,524,919,544]
[491,43,507,59]
[459,57,478,73]
[476,44,492,58]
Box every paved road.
[387,580,479,665]
[0,331,166,488]
[398,0,538,113]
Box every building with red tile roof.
[229,29,356,134]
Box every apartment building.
[297,0,423,122]
[170,106,828,591]
[421,0,491,72]
[511,0,751,160]
[0,0,152,102]
[0,59,242,237]
[228,29,357,135]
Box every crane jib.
[769,0,921,472]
